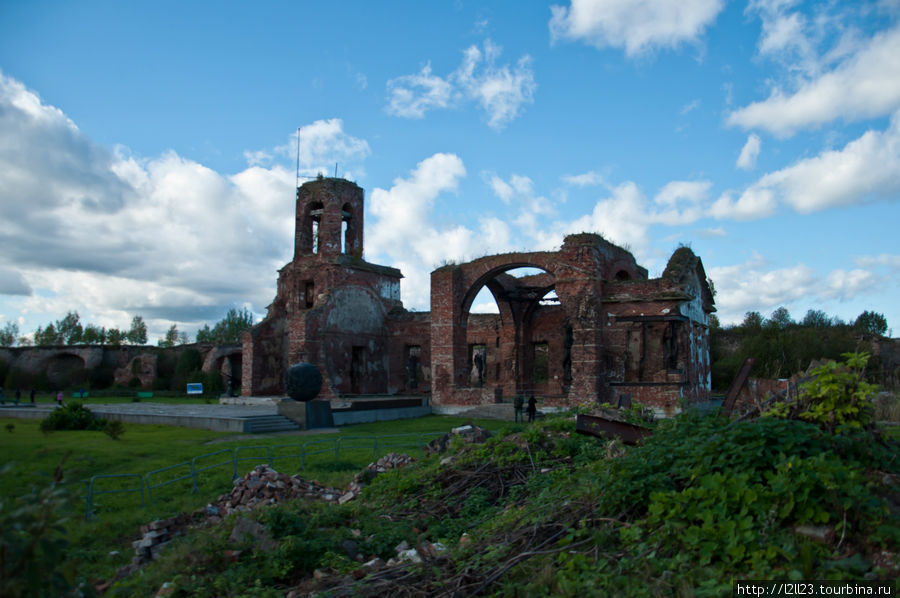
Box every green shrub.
[103,420,125,440]
[765,352,878,431]
[39,402,108,433]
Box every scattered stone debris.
[103,515,191,588]
[340,452,416,504]
[212,464,343,516]
[424,424,492,455]
[106,455,418,588]
[296,538,449,595]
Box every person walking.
[527,395,537,423]
[30,388,35,403]
[56,391,63,406]
[514,395,524,423]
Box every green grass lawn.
[0,413,503,583]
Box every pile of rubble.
[424,424,492,455]
[212,464,343,517]
[112,454,419,589]
[103,515,191,588]
[339,452,416,504]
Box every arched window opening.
[615,270,631,281]
[341,203,353,255]
[309,201,324,254]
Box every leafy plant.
[103,420,125,440]
[764,352,878,431]
[0,458,94,597]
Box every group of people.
[513,394,539,423]
[0,387,36,405]
[0,388,65,406]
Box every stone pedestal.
[276,398,333,429]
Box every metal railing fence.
[82,432,445,519]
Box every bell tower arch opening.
[294,177,364,259]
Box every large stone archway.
[430,234,647,407]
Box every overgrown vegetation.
[97,365,899,597]
[710,307,892,390]
[2,356,898,595]
[0,456,96,598]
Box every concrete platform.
[0,399,435,432]
[0,402,281,433]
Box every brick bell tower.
[243,177,402,397]
[294,176,364,259]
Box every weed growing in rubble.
[764,352,878,432]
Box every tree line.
[710,307,891,390]
[0,308,254,348]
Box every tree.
[195,324,213,344]
[55,311,83,345]
[158,324,182,348]
[197,308,254,344]
[126,315,148,345]
[106,328,125,346]
[741,311,763,332]
[765,307,793,331]
[0,322,19,347]
[81,324,106,345]
[854,310,888,336]
[33,323,61,346]
[801,309,831,328]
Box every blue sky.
[0,0,898,343]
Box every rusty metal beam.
[721,357,755,416]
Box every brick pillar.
[430,266,467,405]
[241,329,255,396]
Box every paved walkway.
[0,401,282,433]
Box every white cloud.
[366,154,469,307]
[0,72,367,340]
[292,119,370,179]
[384,64,454,119]
[488,174,515,203]
[727,23,900,135]
[654,180,711,206]
[553,178,713,259]
[549,0,725,57]
[565,182,654,255]
[855,253,900,271]
[749,0,819,74]
[708,252,898,324]
[696,227,727,239]
[561,170,605,187]
[386,40,536,130]
[736,133,762,170]
[714,112,900,219]
[681,99,701,114]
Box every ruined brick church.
[242,177,715,414]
